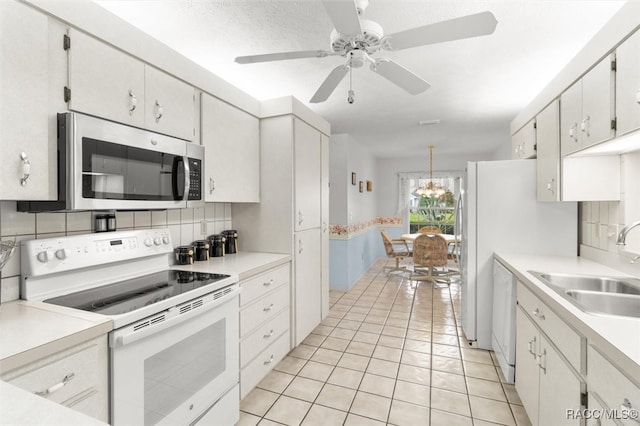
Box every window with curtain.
[397,172,463,233]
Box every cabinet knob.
[546,178,555,194]
[528,336,537,357]
[532,308,545,320]
[263,329,274,339]
[537,349,547,374]
[128,90,137,115]
[298,210,304,226]
[20,152,31,186]
[581,115,590,136]
[569,123,578,141]
[263,303,274,312]
[298,240,303,254]
[209,178,215,194]
[154,100,164,123]
[34,373,74,396]
[263,355,274,365]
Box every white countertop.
[495,252,640,381]
[172,251,291,280]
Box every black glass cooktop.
[44,270,231,315]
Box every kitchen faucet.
[616,221,640,246]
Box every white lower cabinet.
[1,335,109,423]
[239,263,291,399]
[515,282,585,426]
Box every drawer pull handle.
[621,399,640,424]
[34,373,74,396]
[264,329,274,339]
[532,308,545,320]
[264,355,274,365]
[538,349,547,374]
[527,336,537,357]
[263,303,274,312]
[263,279,274,287]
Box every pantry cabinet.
[536,100,561,202]
[560,55,615,156]
[511,119,536,159]
[0,1,55,200]
[615,28,640,137]
[515,282,585,426]
[201,93,259,202]
[233,98,329,347]
[1,336,109,423]
[67,28,195,140]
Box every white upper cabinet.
[201,92,259,203]
[67,29,194,140]
[561,55,615,155]
[67,28,145,128]
[144,66,195,141]
[512,119,536,159]
[0,1,53,200]
[294,118,321,231]
[536,100,561,202]
[616,29,640,136]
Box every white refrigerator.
[459,160,577,351]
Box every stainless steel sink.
[565,290,640,319]
[529,271,640,295]
[528,270,640,318]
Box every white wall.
[329,135,348,225]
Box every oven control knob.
[162,236,170,245]
[55,248,70,260]
[37,250,53,263]
[154,238,161,246]
[144,238,153,247]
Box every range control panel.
[22,229,173,278]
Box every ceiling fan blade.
[310,65,350,103]
[382,11,498,51]
[370,59,430,94]
[235,50,335,64]
[322,0,362,36]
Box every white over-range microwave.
[18,112,203,212]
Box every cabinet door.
[201,93,259,202]
[536,100,561,201]
[560,80,583,156]
[581,54,615,149]
[144,65,195,141]
[521,119,537,159]
[511,128,524,159]
[294,228,322,345]
[616,29,640,136]
[320,134,330,319]
[0,1,51,200]
[515,308,540,426]
[68,28,145,128]
[294,118,321,231]
[537,335,583,426]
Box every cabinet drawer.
[240,331,290,399]
[241,308,289,368]
[587,391,619,426]
[517,282,583,370]
[2,337,106,412]
[240,284,289,337]
[587,345,640,416]
[240,264,290,307]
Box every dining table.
[401,233,460,243]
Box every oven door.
[109,285,239,426]
[70,112,190,210]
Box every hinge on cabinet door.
[580,391,588,408]
[64,86,71,103]
[611,59,617,72]
[533,122,537,129]
[63,34,71,51]
[534,143,537,151]
[611,118,617,131]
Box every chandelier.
[416,145,446,197]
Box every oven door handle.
[110,286,239,349]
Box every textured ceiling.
[96,0,625,158]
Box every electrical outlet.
[200,220,207,236]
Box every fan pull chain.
[348,65,355,104]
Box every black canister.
[174,245,194,265]
[208,234,226,257]
[223,230,238,254]
[193,240,210,261]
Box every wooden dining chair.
[417,226,441,234]
[410,233,455,286]
[380,229,411,275]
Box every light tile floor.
[239,259,533,426]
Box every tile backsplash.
[580,201,621,253]
[0,201,232,303]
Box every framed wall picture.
[359,181,363,192]
[351,172,357,185]
[366,181,372,192]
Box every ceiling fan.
[235,0,498,104]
